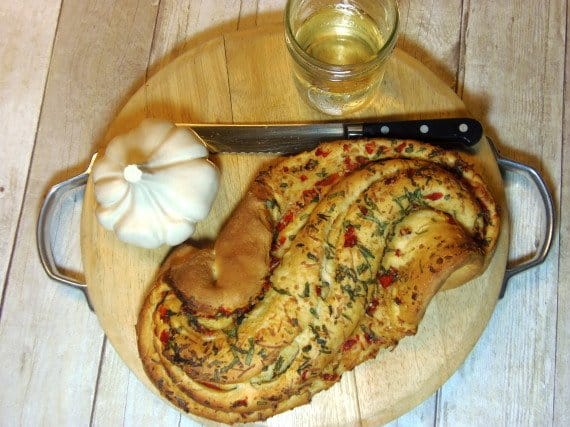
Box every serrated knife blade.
[176,117,483,154]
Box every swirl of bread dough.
[137,138,500,423]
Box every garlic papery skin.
[92,119,220,249]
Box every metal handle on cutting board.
[488,139,556,297]
[36,155,96,309]
[37,146,555,305]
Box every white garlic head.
[92,119,220,249]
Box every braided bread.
[136,138,500,423]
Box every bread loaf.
[137,138,500,423]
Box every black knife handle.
[347,118,483,147]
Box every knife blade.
[176,117,483,154]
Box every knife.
[176,117,483,154]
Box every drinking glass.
[285,0,399,116]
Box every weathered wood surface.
[0,0,566,425]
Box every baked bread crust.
[136,138,500,423]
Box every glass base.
[293,73,382,116]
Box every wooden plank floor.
[0,0,567,425]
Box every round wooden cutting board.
[81,26,509,426]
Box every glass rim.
[284,0,400,76]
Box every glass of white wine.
[285,0,399,116]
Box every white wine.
[286,1,398,116]
[295,6,385,67]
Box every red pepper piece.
[322,373,339,381]
[378,274,393,288]
[366,298,379,315]
[364,330,381,344]
[343,156,357,172]
[365,141,376,154]
[341,336,359,352]
[424,192,444,201]
[159,329,170,344]
[343,225,358,248]
[395,142,407,153]
[158,305,169,321]
[302,188,318,198]
[315,172,340,187]
[315,147,330,157]
[271,235,287,252]
[276,211,294,231]
[199,381,224,391]
[377,267,398,288]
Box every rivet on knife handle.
[182,117,484,154]
[346,118,483,147]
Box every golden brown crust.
[162,188,274,317]
[136,138,500,423]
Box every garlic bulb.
[92,119,220,248]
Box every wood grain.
[0,0,61,297]
[387,2,465,424]
[556,2,570,420]
[80,26,509,426]
[148,0,243,76]
[396,0,463,90]
[91,2,247,425]
[437,1,565,425]
[0,0,565,426]
[0,0,159,424]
